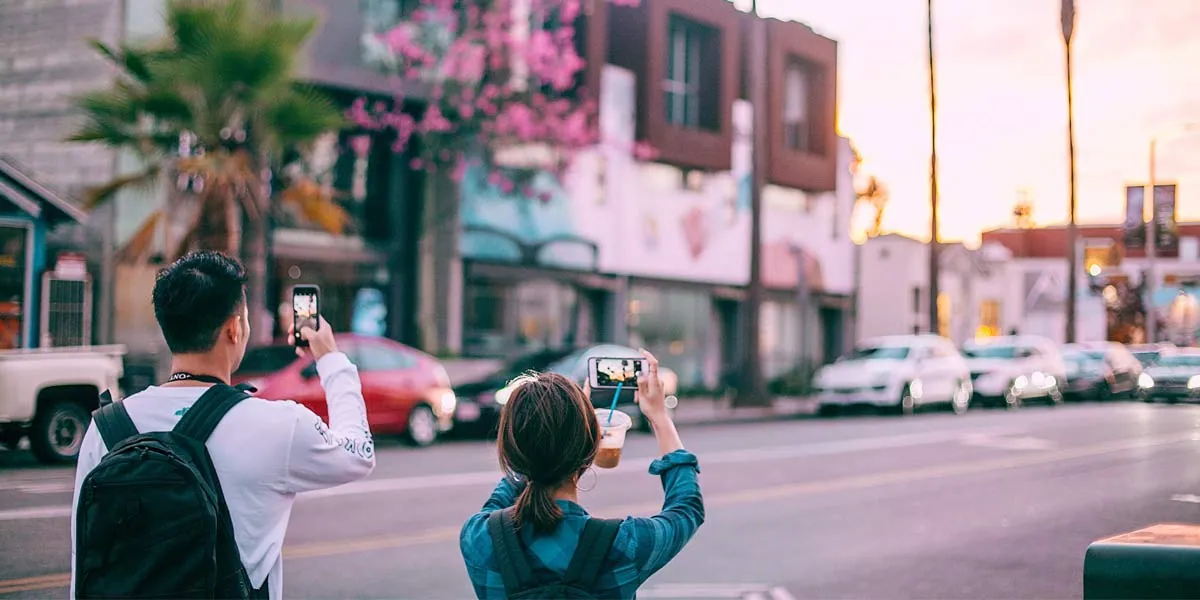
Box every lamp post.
[927,0,940,334]
[1062,0,1078,343]
[1145,123,1200,343]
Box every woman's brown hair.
[497,372,599,533]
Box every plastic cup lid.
[595,408,632,430]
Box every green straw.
[607,382,623,425]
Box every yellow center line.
[2,431,1193,595]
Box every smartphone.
[587,357,646,389]
[292,285,320,348]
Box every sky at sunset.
[747,0,1200,245]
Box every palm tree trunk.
[243,162,272,347]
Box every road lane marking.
[0,573,70,595]
[0,506,72,521]
[303,425,1025,500]
[958,433,1057,451]
[638,583,796,599]
[1171,494,1200,504]
[3,430,1191,595]
[0,426,1023,513]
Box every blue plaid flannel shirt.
[460,449,704,600]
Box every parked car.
[232,334,455,446]
[1129,343,1174,367]
[451,348,576,436]
[813,334,972,416]
[1061,342,1143,401]
[0,345,126,463]
[962,335,1066,408]
[1139,349,1200,404]
[456,344,679,435]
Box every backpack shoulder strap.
[563,518,621,590]
[92,401,139,451]
[487,508,537,595]
[172,384,250,442]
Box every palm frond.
[82,165,163,209]
[263,86,345,149]
[114,209,164,263]
[279,178,349,235]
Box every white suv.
[961,335,1066,408]
[814,335,972,416]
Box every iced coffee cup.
[594,408,633,469]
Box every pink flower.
[632,140,660,161]
[421,104,453,133]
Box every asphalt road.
[3,402,1200,599]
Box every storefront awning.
[0,157,87,225]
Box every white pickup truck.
[0,345,126,463]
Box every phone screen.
[592,358,644,388]
[293,287,319,345]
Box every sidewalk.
[670,395,817,426]
[441,359,817,427]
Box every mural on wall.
[459,65,752,284]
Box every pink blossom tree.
[351,0,654,195]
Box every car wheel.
[898,384,916,416]
[818,404,839,417]
[1094,381,1112,402]
[1004,384,1022,411]
[1049,386,1064,406]
[951,380,971,415]
[30,401,89,464]
[405,404,438,447]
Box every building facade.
[983,224,1200,345]
[0,0,852,390]
[857,234,1013,347]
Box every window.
[911,286,922,314]
[664,16,718,131]
[0,225,28,349]
[356,342,417,372]
[978,299,1001,338]
[936,293,951,337]
[784,58,816,152]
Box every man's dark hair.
[152,251,248,354]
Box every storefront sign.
[54,252,88,280]
[1123,185,1145,248]
[1153,183,1178,251]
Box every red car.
[232,334,456,446]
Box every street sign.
[1153,184,1178,251]
[1123,185,1145,249]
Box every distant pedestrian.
[460,350,704,599]
[70,251,375,599]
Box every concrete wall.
[858,235,928,340]
[0,0,121,194]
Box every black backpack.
[487,508,621,599]
[74,384,267,599]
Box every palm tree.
[856,176,889,238]
[68,0,347,344]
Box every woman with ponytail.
[460,350,704,599]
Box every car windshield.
[1133,351,1160,366]
[1155,355,1200,368]
[962,346,1021,359]
[1063,350,1105,363]
[847,345,910,360]
[236,346,297,375]
[492,348,575,379]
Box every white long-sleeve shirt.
[69,352,375,600]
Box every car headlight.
[1014,375,1029,390]
[495,386,514,405]
[1139,372,1155,389]
[439,390,457,414]
[1188,376,1200,390]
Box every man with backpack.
[70,251,376,599]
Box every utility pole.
[1146,140,1158,343]
[926,0,940,335]
[1062,0,1078,343]
[739,0,768,406]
